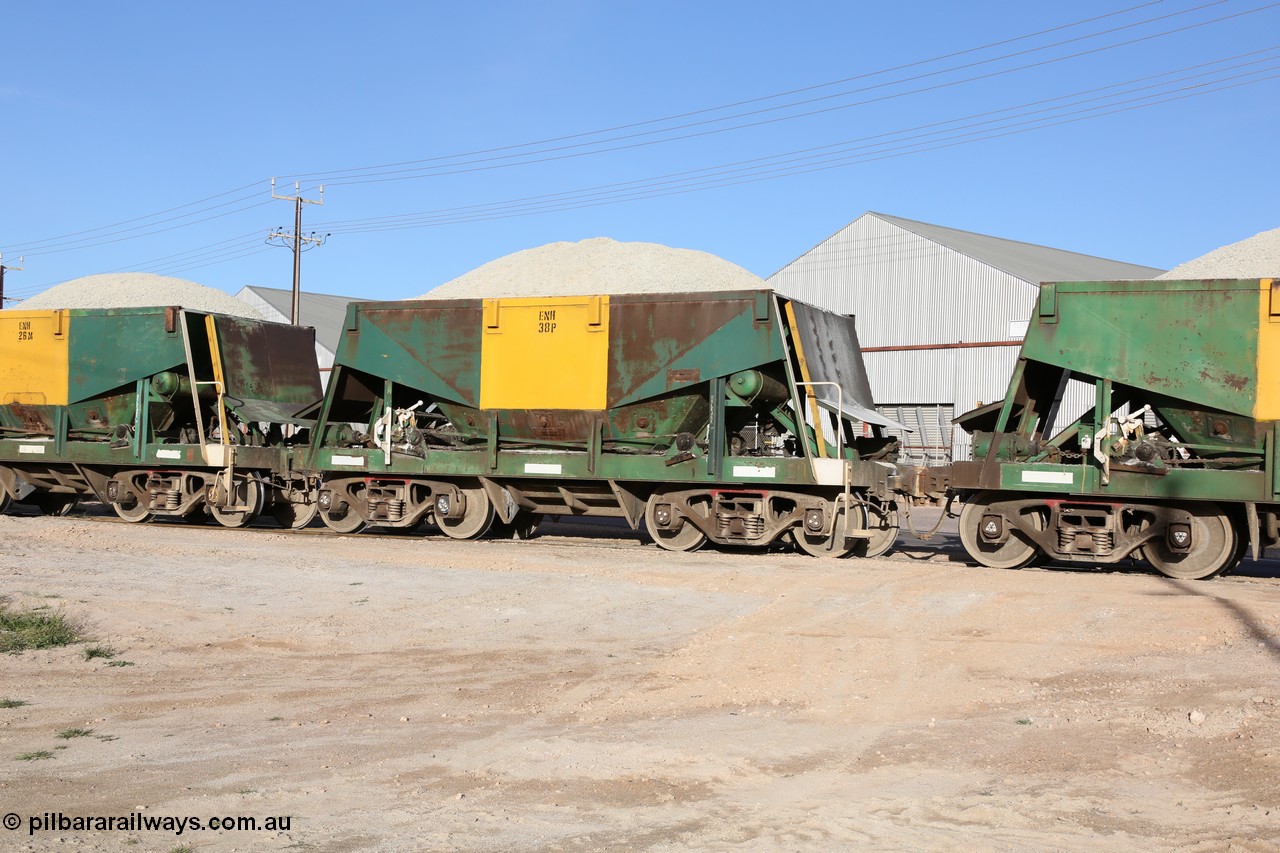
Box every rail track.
[16,500,1280,583]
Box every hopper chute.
[783,299,908,432]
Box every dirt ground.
[1,506,1278,852]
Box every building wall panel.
[770,216,1037,350]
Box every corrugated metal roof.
[870,212,1164,284]
[235,286,359,355]
[769,213,1041,347]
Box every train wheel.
[33,493,79,517]
[209,479,265,529]
[645,494,708,553]
[1224,522,1249,578]
[269,494,319,530]
[792,498,865,558]
[856,501,899,559]
[321,509,367,534]
[1144,503,1238,580]
[437,486,495,540]
[113,494,154,524]
[958,491,1039,570]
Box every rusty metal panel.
[64,308,189,402]
[1023,279,1261,418]
[337,302,485,407]
[498,410,601,443]
[211,316,324,423]
[607,291,782,407]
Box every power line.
[27,43,1270,287]
[2,2,1262,257]
[152,246,277,278]
[5,195,276,260]
[5,1,1278,291]
[5,180,265,252]
[0,253,24,307]
[307,50,1280,233]
[306,1,1275,188]
[280,0,1199,182]
[102,231,267,273]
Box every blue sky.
[2,1,1277,303]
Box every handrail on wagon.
[795,380,853,540]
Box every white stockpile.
[18,272,264,319]
[1156,226,1280,280]
[417,237,764,299]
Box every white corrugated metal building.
[767,212,1163,463]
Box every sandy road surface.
[1,509,1278,852]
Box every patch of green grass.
[0,698,28,709]
[267,716,284,722]
[83,645,116,661]
[354,597,369,605]
[57,727,93,739]
[1016,718,1033,725]
[95,735,118,742]
[170,846,195,853]
[0,601,81,652]
[106,660,135,667]
[16,750,54,761]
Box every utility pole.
[268,179,327,325]
[0,253,23,309]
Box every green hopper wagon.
[0,306,323,527]
[306,289,908,556]
[950,277,1280,579]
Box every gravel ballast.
[1156,227,1280,279]
[417,237,764,299]
[18,272,263,318]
